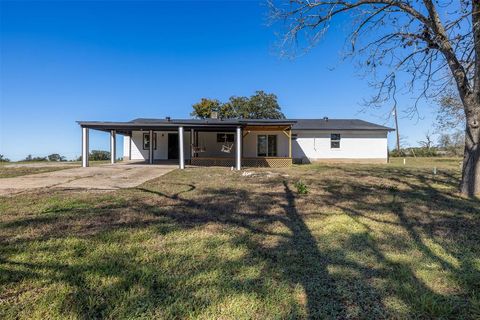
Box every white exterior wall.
[243,131,290,158]
[123,135,131,160]
[126,130,191,161]
[292,130,388,161]
[123,129,389,162]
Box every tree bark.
[460,99,480,197]
[460,1,480,197]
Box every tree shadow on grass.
[316,165,480,317]
[1,165,479,318]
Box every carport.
[77,118,296,170]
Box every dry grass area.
[0,158,479,319]
[0,165,77,178]
[0,161,117,178]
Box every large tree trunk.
[460,100,480,197]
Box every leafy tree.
[89,150,110,161]
[192,91,285,120]
[191,98,222,119]
[243,91,285,119]
[269,0,480,196]
[0,154,10,162]
[220,96,249,119]
[48,153,66,162]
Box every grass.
[0,158,479,319]
[0,165,78,178]
[388,157,462,169]
[0,161,117,178]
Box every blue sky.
[0,1,437,161]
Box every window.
[217,133,234,143]
[143,133,157,150]
[257,135,277,157]
[330,133,341,149]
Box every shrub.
[23,154,48,161]
[0,154,10,162]
[48,153,66,162]
[294,180,309,195]
[77,150,111,161]
[389,149,406,157]
[89,150,110,161]
[389,147,439,157]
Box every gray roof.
[291,119,394,131]
[129,118,296,125]
[77,118,394,133]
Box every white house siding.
[123,135,131,160]
[123,129,388,162]
[292,130,388,162]
[243,131,290,158]
[125,130,191,161]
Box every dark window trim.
[257,134,278,157]
[143,132,157,150]
[330,133,341,149]
[216,133,235,143]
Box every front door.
[168,133,179,159]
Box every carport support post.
[110,130,116,164]
[179,126,185,169]
[190,128,194,159]
[82,127,89,167]
[236,126,242,170]
[149,130,153,164]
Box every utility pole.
[393,104,400,152]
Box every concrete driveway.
[0,163,176,196]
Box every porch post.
[149,130,153,164]
[236,126,242,170]
[128,133,132,160]
[82,127,89,167]
[110,130,116,164]
[288,128,292,158]
[190,128,194,159]
[179,126,185,169]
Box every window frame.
[143,133,157,150]
[216,133,235,143]
[330,133,341,149]
[257,134,278,157]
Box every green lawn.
[0,158,479,319]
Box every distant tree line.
[191,91,285,119]
[389,133,464,158]
[76,150,111,161]
[390,87,465,158]
[20,154,67,162]
[0,150,112,163]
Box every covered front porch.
[78,119,295,169]
[189,125,293,168]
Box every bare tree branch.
[269,0,480,196]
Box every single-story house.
[77,117,394,169]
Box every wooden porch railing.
[190,157,292,168]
